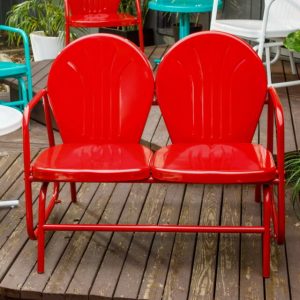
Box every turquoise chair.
[0,25,32,111]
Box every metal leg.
[255,184,261,203]
[262,185,271,278]
[288,51,297,75]
[265,46,272,86]
[70,182,77,203]
[179,13,190,39]
[37,182,48,273]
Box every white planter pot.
[0,84,10,102]
[30,31,64,62]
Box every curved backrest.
[156,31,267,144]
[47,34,154,144]
[67,0,120,15]
[268,0,300,30]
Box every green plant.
[6,0,65,45]
[284,32,300,217]
[285,151,300,218]
[284,30,300,53]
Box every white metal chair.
[210,0,300,88]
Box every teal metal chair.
[0,25,32,111]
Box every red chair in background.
[22,34,154,273]
[64,0,145,51]
[152,31,285,277]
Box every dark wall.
[0,0,24,24]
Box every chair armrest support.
[64,0,70,20]
[135,0,143,22]
[257,0,276,57]
[23,89,56,239]
[23,89,55,171]
[268,86,285,243]
[268,87,284,174]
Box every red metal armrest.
[23,89,56,239]
[267,86,285,244]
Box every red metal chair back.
[66,0,120,14]
[156,31,267,144]
[47,34,154,144]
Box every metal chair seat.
[64,0,144,50]
[70,13,139,27]
[152,143,276,183]
[31,143,153,182]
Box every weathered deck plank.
[188,185,223,300]
[111,184,169,299]
[215,185,242,300]
[86,184,150,299]
[139,185,203,300]
[240,186,264,300]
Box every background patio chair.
[153,31,285,277]
[22,33,154,273]
[0,105,23,208]
[210,0,300,88]
[0,25,32,111]
[64,0,145,51]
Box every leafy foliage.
[285,151,300,218]
[284,30,300,53]
[6,0,64,45]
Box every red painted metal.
[43,224,265,233]
[22,32,285,278]
[155,32,267,144]
[263,185,271,277]
[23,34,154,249]
[70,183,77,202]
[151,143,276,183]
[268,87,285,244]
[31,144,153,182]
[37,182,48,273]
[255,184,262,203]
[64,0,144,51]
[153,32,285,277]
[23,89,48,240]
[48,35,153,144]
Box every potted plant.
[284,31,300,216]
[6,0,65,61]
[99,0,154,46]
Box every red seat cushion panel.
[151,143,276,183]
[69,13,139,27]
[32,144,152,182]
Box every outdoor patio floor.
[0,45,300,299]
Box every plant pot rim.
[30,31,61,39]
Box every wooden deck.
[0,45,300,299]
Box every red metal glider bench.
[23,32,284,278]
